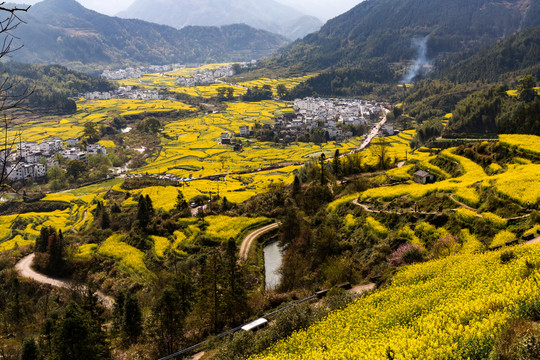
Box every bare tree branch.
[0,3,31,195]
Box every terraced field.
[9,99,196,143]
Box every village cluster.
[101,64,183,80]
[83,86,161,101]
[175,62,253,87]
[234,98,394,143]
[2,138,107,181]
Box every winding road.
[15,221,282,306]
[239,222,281,260]
[15,253,114,308]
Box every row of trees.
[216,84,288,102]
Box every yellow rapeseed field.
[252,242,540,360]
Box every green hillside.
[9,0,289,72]
[265,0,540,73]
[440,26,540,83]
[1,62,115,114]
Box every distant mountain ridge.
[8,0,289,72]
[117,0,323,40]
[267,0,540,72]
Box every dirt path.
[352,199,440,216]
[190,352,205,360]
[355,196,530,222]
[15,253,114,308]
[239,222,281,260]
[526,234,540,245]
[349,283,376,295]
[449,194,477,211]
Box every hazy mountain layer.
[117,0,323,40]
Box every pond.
[263,241,283,290]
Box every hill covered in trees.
[2,62,115,114]
[265,0,540,74]
[439,26,540,83]
[9,0,289,72]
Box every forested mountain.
[117,0,323,40]
[9,0,289,72]
[442,77,540,138]
[1,62,115,114]
[439,26,540,83]
[267,0,540,73]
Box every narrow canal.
[263,241,283,290]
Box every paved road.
[15,253,114,308]
[355,109,389,152]
[239,222,281,260]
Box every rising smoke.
[401,36,429,84]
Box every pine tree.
[222,239,248,325]
[52,302,109,360]
[333,149,341,176]
[175,190,187,212]
[145,195,154,216]
[112,292,125,333]
[137,196,149,229]
[46,228,64,276]
[122,293,142,345]
[292,175,301,196]
[20,338,39,360]
[196,252,223,333]
[100,210,110,229]
[152,287,186,355]
[36,226,52,253]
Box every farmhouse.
[239,126,250,137]
[413,170,435,184]
[220,132,232,145]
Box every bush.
[491,230,516,247]
[481,212,507,229]
[500,250,516,264]
[366,216,389,238]
[389,244,426,266]
[455,208,478,224]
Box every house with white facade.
[86,144,107,156]
[66,138,79,147]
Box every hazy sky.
[21,0,362,20]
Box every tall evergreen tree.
[20,338,39,360]
[100,210,110,229]
[333,149,341,176]
[222,239,248,325]
[145,194,154,216]
[517,75,537,102]
[122,293,142,345]
[112,292,125,333]
[175,190,188,212]
[52,302,109,360]
[292,175,301,196]
[137,196,150,229]
[196,252,223,333]
[36,226,52,253]
[47,229,64,276]
[152,287,186,356]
